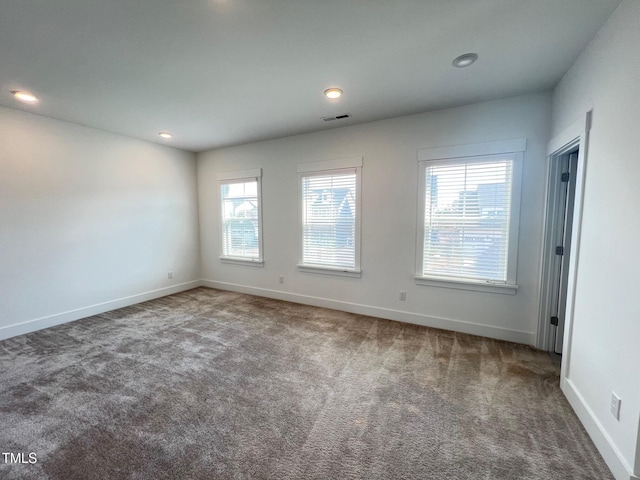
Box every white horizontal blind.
[301,169,356,269]
[220,178,260,260]
[422,157,514,282]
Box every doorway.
[540,148,579,354]
[538,130,587,355]
[537,111,591,378]
[547,150,578,354]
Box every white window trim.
[415,139,525,295]
[297,157,362,277]
[218,168,264,267]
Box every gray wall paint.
[198,92,552,344]
[551,0,640,477]
[0,107,200,337]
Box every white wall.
[551,1,640,478]
[0,107,200,339]
[198,92,551,345]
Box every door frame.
[537,111,591,375]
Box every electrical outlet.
[279,275,284,284]
[168,271,173,279]
[610,392,621,420]
[399,291,406,301]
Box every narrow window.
[218,169,263,265]
[298,157,362,276]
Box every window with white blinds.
[416,141,524,294]
[298,157,362,275]
[218,169,263,265]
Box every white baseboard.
[201,279,535,345]
[2,279,535,345]
[0,280,202,341]
[561,377,635,480]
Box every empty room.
[1,1,639,479]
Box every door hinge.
[550,316,559,326]
[561,172,570,182]
[555,246,564,256]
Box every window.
[218,169,263,266]
[298,157,362,276]
[416,139,525,294]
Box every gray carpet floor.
[0,287,612,479]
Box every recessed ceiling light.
[158,132,172,139]
[452,53,478,68]
[11,90,39,104]
[324,88,343,99]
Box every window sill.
[297,264,362,278]
[414,275,518,295]
[220,257,264,267]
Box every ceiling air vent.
[322,113,351,122]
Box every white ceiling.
[0,0,621,152]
